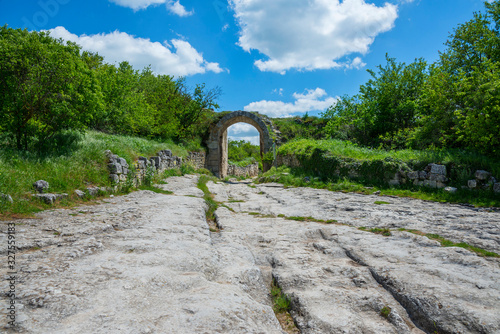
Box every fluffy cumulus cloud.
[229,0,398,73]
[48,26,223,77]
[110,0,193,16]
[227,123,260,145]
[244,88,338,117]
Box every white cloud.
[48,26,223,77]
[110,0,193,16]
[167,0,194,16]
[229,0,398,73]
[228,123,257,135]
[227,124,261,145]
[244,88,338,117]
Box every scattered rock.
[34,193,56,204]
[75,190,85,198]
[33,180,49,193]
[444,187,457,194]
[468,180,477,189]
[0,193,13,203]
[86,187,100,197]
[475,170,492,181]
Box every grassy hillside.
[278,139,500,180]
[0,130,191,217]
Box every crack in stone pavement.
[0,175,499,333]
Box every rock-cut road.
[1,175,499,333]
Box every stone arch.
[206,111,274,178]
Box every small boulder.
[33,180,49,193]
[118,157,129,168]
[86,187,99,197]
[444,187,458,194]
[34,193,56,204]
[430,164,447,176]
[0,194,13,204]
[494,183,500,194]
[475,170,492,181]
[468,180,477,189]
[75,190,86,198]
[108,162,123,175]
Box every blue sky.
[0,0,490,144]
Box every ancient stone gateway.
[206,111,274,178]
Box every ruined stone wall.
[275,153,500,193]
[187,152,206,170]
[227,163,259,178]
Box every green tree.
[0,26,101,150]
[415,0,500,154]
[322,55,427,148]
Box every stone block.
[436,181,446,189]
[33,180,49,193]
[55,193,69,200]
[423,180,437,188]
[475,170,492,181]
[407,171,419,180]
[86,187,99,197]
[430,164,447,176]
[444,187,457,193]
[418,171,427,180]
[119,158,129,168]
[108,162,123,174]
[151,156,161,167]
[34,193,56,204]
[468,180,477,189]
[110,174,120,184]
[429,174,448,183]
[119,174,127,182]
[494,183,500,193]
[137,160,146,170]
[75,190,85,198]
[122,167,129,176]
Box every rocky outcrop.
[468,169,499,192]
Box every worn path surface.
[1,175,499,333]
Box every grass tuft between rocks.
[398,228,500,258]
[270,279,299,333]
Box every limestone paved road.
[1,175,499,333]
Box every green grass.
[399,228,500,257]
[271,279,291,313]
[380,306,392,318]
[197,174,220,228]
[137,185,173,195]
[0,130,191,218]
[228,156,258,167]
[359,227,392,236]
[374,201,391,205]
[277,138,500,176]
